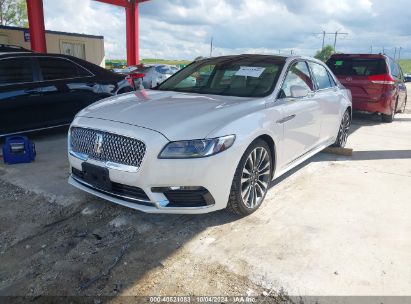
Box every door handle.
[276,114,296,124]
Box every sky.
[43,0,411,60]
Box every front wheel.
[333,109,351,148]
[227,140,272,216]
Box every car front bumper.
[68,116,240,214]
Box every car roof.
[0,52,81,60]
[195,54,327,66]
[329,53,388,60]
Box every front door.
[276,61,322,169]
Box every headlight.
[158,135,236,159]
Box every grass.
[399,59,411,74]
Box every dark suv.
[0,51,134,136]
[327,54,407,122]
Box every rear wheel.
[227,140,272,216]
[333,109,351,148]
[382,100,397,123]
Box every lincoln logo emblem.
[94,134,103,154]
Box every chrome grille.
[70,127,146,168]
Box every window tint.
[279,61,313,98]
[327,58,387,76]
[309,62,332,90]
[38,57,91,80]
[0,58,33,85]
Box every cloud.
[43,0,411,60]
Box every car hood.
[77,90,264,140]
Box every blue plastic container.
[2,136,36,164]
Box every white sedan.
[68,55,352,216]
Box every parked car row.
[1,43,408,216]
[112,64,180,89]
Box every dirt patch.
[0,180,278,298]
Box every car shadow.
[0,128,245,298]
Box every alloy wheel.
[240,147,271,209]
[338,111,351,147]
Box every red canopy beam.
[94,0,128,7]
[26,0,47,53]
[96,0,149,65]
[125,1,139,65]
[25,0,148,63]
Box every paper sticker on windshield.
[335,60,343,66]
[235,66,265,78]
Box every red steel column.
[26,0,47,53]
[125,1,139,65]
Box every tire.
[382,100,397,123]
[226,139,272,216]
[332,109,351,148]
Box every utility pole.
[398,47,402,61]
[209,36,213,58]
[313,30,348,52]
[394,47,397,60]
[333,30,348,52]
[321,30,325,49]
[370,45,373,54]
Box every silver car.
[127,64,179,89]
[68,55,352,216]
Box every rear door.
[327,57,387,103]
[36,56,100,125]
[308,61,342,142]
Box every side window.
[279,61,313,98]
[309,62,332,90]
[38,57,92,81]
[328,71,337,86]
[0,58,33,85]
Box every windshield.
[327,58,387,76]
[156,56,284,97]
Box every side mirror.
[290,85,309,98]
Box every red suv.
[327,54,407,122]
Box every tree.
[0,0,28,27]
[314,45,334,62]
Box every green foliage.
[0,0,28,27]
[314,45,335,62]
